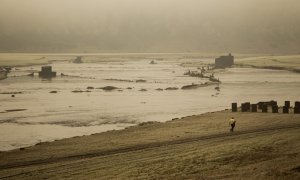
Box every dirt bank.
[235,55,300,73]
[0,110,300,179]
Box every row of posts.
[232,101,300,114]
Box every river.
[0,55,300,151]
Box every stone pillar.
[294,107,300,114]
[257,102,262,109]
[272,105,278,113]
[295,101,300,114]
[245,102,251,112]
[270,101,277,107]
[283,106,289,114]
[262,104,268,113]
[232,103,237,112]
[241,103,246,112]
[251,104,257,112]
[285,101,290,108]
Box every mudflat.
[235,55,300,73]
[0,110,300,179]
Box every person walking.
[229,117,236,132]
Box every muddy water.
[1,58,300,151]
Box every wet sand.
[0,110,300,179]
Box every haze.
[0,0,299,53]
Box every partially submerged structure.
[73,56,83,63]
[39,66,56,78]
[215,53,234,68]
[0,67,8,80]
[0,71,7,80]
[150,60,157,64]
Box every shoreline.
[235,54,300,74]
[0,109,226,152]
[235,64,300,73]
[1,109,300,179]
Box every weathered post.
[272,105,278,113]
[245,102,251,112]
[294,107,300,114]
[251,104,257,112]
[283,106,289,114]
[270,101,277,107]
[285,101,290,108]
[241,103,246,112]
[257,102,264,110]
[295,101,300,108]
[295,101,300,114]
[241,103,245,112]
[232,103,237,112]
[262,104,268,113]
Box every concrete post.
[295,101,300,114]
[251,104,257,112]
[241,103,246,112]
[232,103,237,112]
[283,106,289,114]
[258,102,263,109]
[245,102,251,111]
[285,101,290,108]
[272,105,278,113]
[294,107,300,114]
[262,104,268,113]
[270,101,277,107]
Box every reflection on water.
[1,57,300,151]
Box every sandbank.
[0,110,300,179]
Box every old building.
[39,66,56,78]
[215,53,234,68]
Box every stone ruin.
[73,56,83,63]
[215,53,234,68]
[232,101,300,114]
[39,66,56,78]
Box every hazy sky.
[0,0,299,53]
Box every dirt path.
[1,123,299,174]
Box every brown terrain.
[0,109,300,179]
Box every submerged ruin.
[0,70,7,80]
[39,66,57,78]
[215,53,234,68]
[73,56,83,63]
[0,67,12,80]
[232,100,300,114]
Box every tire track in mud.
[1,124,300,177]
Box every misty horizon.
[0,0,300,54]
